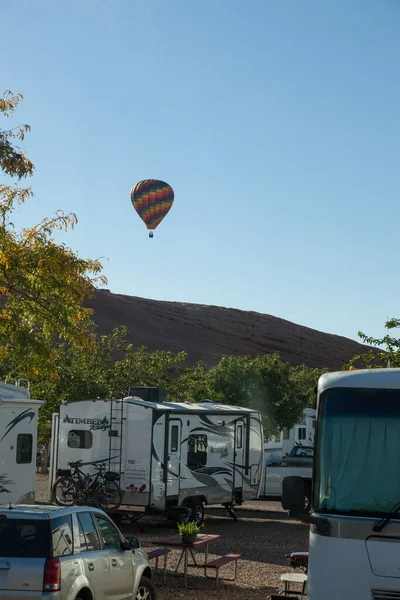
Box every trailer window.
[170,425,179,453]
[16,433,33,464]
[297,427,306,441]
[236,425,243,449]
[68,430,93,449]
[187,434,207,469]
[283,428,290,440]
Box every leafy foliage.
[345,318,398,369]
[0,91,106,371]
[183,353,318,436]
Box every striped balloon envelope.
[130,179,174,238]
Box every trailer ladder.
[108,398,125,477]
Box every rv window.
[16,433,33,464]
[51,515,74,557]
[283,428,290,440]
[297,427,307,441]
[236,425,243,449]
[68,430,93,449]
[171,425,179,453]
[187,434,207,469]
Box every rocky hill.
[85,290,370,370]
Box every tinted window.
[51,515,73,557]
[0,519,50,557]
[77,512,101,551]
[236,425,243,449]
[68,430,93,449]
[16,434,33,464]
[187,434,207,469]
[297,427,306,441]
[170,425,179,453]
[94,515,121,550]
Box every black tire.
[303,486,311,514]
[183,498,205,526]
[53,477,80,506]
[94,481,122,512]
[136,576,156,600]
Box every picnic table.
[150,533,220,588]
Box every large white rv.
[0,380,44,504]
[49,391,264,523]
[283,369,400,600]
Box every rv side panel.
[178,413,235,505]
[57,401,113,470]
[0,401,41,504]
[120,402,153,507]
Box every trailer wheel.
[183,498,204,526]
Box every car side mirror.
[122,536,140,550]
[282,476,306,514]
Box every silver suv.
[0,504,155,600]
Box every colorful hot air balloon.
[130,179,174,238]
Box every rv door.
[167,419,181,501]
[234,419,245,491]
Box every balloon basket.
[149,232,154,238]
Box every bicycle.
[52,458,123,512]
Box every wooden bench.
[204,553,241,588]
[147,548,172,573]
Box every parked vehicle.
[49,388,264,524]
[0,379,44,504]
[0,503,155,600]
[260,462,312,511]
[282,445,313,466]
[283,368,400,600]
[264,408,316,465]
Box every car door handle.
[112,559,118,567]
[88,563,95,571]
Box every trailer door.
[233,418,245,491]
[166,418,181,501]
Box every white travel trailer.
[264,407,316,465]
[0,380,44,504]
[49,390,264,523]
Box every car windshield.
[0,518,50,557]
[314,388,400,516]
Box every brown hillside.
[85,290,369,370]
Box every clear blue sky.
[2,0,399,344]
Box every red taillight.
[43,558,61,592]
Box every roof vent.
[199,398,214,403]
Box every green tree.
[185,353,311,436]
[346,318,398,369]
[22,327,188,444]
[290,365,328,409]
[0,91,106,374]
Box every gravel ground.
[36,474,309,599]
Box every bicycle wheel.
[53,477,80,506]
[94,481,122,512]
